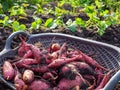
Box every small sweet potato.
[14,69,27,90]
[51,43,60,52]
[23,69,34,84]
[3,61,15,80]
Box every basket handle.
[5,31,30,50]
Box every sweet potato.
[51,43,60,52]
[60,63,78,79]
[83,75,96,90]
[95,70,111,90]
[13,58,38,68]
[3,61,15,80]
[43,72,54,80]
[23,50,33,59]
[80,51,108,71]
[58,43,67,58]
[28,80,51,90]
[18,37,30,57]
[57,75,85,90]
[49,52,58,60]
[48,55,82,68]
[70,62,95,75]
[60,63,87,85]
[22,69,34,84]
[18,37,41,63]
[28,44,41,63]
[22,64,48,73]
[95,68,104,85]
[14,68,27,90]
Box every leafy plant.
[66,19,77,32]
[44,18,53,28]
[0,16,12,27]
[9,5,26,16]
[34,4,44,14]
[12,21,26,32]
[0,0,15,13]
[75,18,85,27]
[30,16,42,30]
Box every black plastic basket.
[0,31,120,90]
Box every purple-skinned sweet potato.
[14,68,27,90]
[57,75,84,90]
[3,61,15,80]
[28,80,51,90]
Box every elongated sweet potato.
[95,71,111,90]
[23,50,33,59]
[18,37,30,57]
[48,55,82,68]
[13,58,38,68]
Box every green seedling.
[12,21,26,32]
[66,19,77,32]
[9,5,26,16]
[30,16,42,30]
[0,16,13,27]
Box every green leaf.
[97,21,108,36]
[95,0,104,9]
[2,2,9,13]
[100,10,109,16]
[106,21,112,26]
[36,18,42,24]
[12,21,19,31]
[66,19,73,26]
[50,22,57,29]
[68,25,77,32]
[84,5,95,13]
[98,29,105,36]
[4,16,9,21]
[44,18,53,28]
[31,22,37,29]
[19,24,26,31]
[0,20,3,23]
[76,18,85,27]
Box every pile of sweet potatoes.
[2,37,111,90]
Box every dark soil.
[1,24,120,52]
